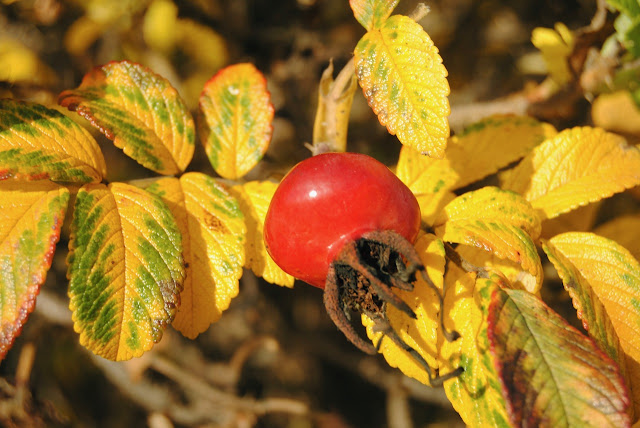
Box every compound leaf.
[440,268,510,427]
[434,187,543,285]
[67,182,184,361]
[395,145,457,225]
[349,0,399,30]
[355,15,450,157]
[59,61,195,175]
[140,173,246,338]
[230,181,293,288]
[447,115,556,189]
[488,287,630,427]
[199,63,273,179]
[502,127,640,220]
[549,232,640,416]
[363,233,443,385]
[0,181,69,360]
[0,99,106,182]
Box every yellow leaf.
[230,181,294,288]
[502,127,640,220]
[440,267,510,427]
[67,183,184,361]
[0,38,56,85]
[312,61,358,153]
[362,233,443,385]
[447,114,557,189]
[139,173,246,339]
[199,63,274,179]
[395,145,457,225]
[531,23,574,85]
[0,99,106,182]
[433,187,543,282]
[594,214,640,262]
[0,181,69,359]
[456,245,541,294]
[176,18,229,71]
[64,16,105,56]
[550,232,640,417]
[541,201,600,239]
[143,0,178,53]
[592,91,640,136]
[354,15,450,158]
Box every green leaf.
[198,63,274,179]
[140,173,246,339]
[0,181,69,360]
[488,287,631,427]
[0,99,106,182]
[58,60,195,175]
[349,0,399,30]
[67,182,184,361]
[354,15,450,158]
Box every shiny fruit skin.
[264,152,421,288]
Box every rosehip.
[264,152,461,386]
[264,152,421,288]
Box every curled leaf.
[0,99,106,182]
[67,182,184,361]
[433,187,543,285]
[0,181,69,360]
[199,63,274,179]
[59,60,195,175]
[355,15,450,157]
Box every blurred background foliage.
[2,0,639,427]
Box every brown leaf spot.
[204,213,229,234]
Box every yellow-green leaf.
[395,145,457,225]
[230,181,293,288]
[594,214,640,262]
[349,0,399,30]
[440,268,510,427]
[0,99,106,182]
[198,63,273,179]
[550,232,640,416]
[433,187,543,283]
[354,15,450,158]
[362,233,443,385]
[67,182,184,361]
[542,240,628,380]
[58,60,195,175]
[447,114,557,189]
[140,173,246,339]
[0,181,69,360]
[488,287,630,427]
[312,61,357,153]
[502,127,640,220]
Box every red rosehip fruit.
[264,152,421,288]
